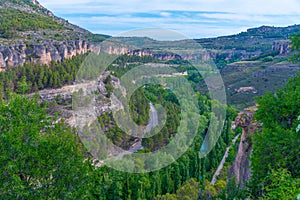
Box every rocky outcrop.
[272,40,290,55]
[102,47,258,62]
[0,40,93,70]
[229,106,261,188]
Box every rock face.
[0,40,93,70]
[229,106,262,188]
[272,40,290,55]
[103,47,259,62]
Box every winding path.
[210,134,241,185]
[117,102,158,158]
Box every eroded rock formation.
[0,40,93,71]
[272,40,290,55]
[229,106,261,187]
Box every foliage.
[0,94,93,199]
[142,84,181,151]
[97,112,136,150]
[259,168,300,200]
[84,85,236,199]
[250,74,300,198]
[129,87,150,126]
[0,54,241,199]
[0,8,64,38]
[216,177,250,200]
[156,178,199,200]
[296,115,300,133]
[290,32,300,63]
[0,54,87,97]
[108,55,159,78]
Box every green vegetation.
[221,61,300,110]
[156,178,199,200]
[250,74,300,199]
[0,54,87,96]
[197,25,300,52]
[0,94,93,199]
[291,31,300,63]
[108,55,159,78]
[0,91,238,199]
[96,112,136,150]
[0,8,65,38]
[0,4,299,196]
[142,84,181,151]
[129,87,150,126]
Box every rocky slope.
[229,106,262,187]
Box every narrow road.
[210,134,241,185]
[146,102,159,133]
[117,102,158,159]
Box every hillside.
[196,25,300,51]
[0,0,108,70]
[0,0,107,42]
[114,26,300,109]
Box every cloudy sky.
[38,0,300,39]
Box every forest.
[0,29,300,200]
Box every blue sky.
[38,0,300,39]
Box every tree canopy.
[250,75,300,199]
[0,94,93,199]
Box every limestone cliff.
[229,106,261,187]
[272,40,290,55]
[0,40,93,71]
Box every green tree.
[260,168,300,200]
[290,32,300,63]
[176,179,199,200]
[251,75,300,198]
[0,94,93,199]
[16,76,29,94]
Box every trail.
[210,134,241,185]
[113,102,158,159]
[146,103,159,133]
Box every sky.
[38,0,300,39]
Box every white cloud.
[38,0,300,38]
[39,0,300,15]
[160,12,171,17]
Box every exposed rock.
[0,40,94,69]
[229,106,262,188]
[272,40,290,55]
[235,86,257,94]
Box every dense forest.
[0,90,239,199]
[0,54,87,97]
[3,72,299,199]
[1,54,300,199]
[0,28,300,200]
[250,75,300,199]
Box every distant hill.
[113,25,300,68]
[196,25,300,51]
